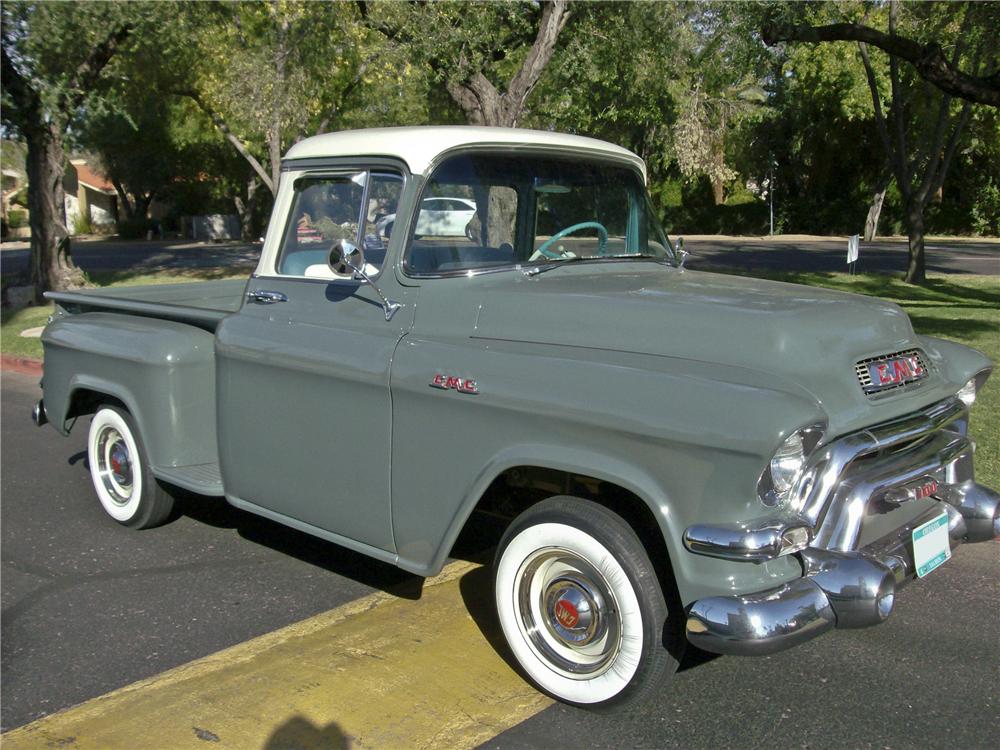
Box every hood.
[471,264,964,434]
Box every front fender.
[401,441,803,605]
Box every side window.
[277,170,402,277]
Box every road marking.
[1,560,552,749]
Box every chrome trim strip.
[683,520,811,562]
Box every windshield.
[402,152,675,275]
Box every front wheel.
[494,496,678,708]
[87,405,175,529]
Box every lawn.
[2,267,997,487]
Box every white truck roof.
[284,126,646,180]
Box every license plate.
[912,513,951,578]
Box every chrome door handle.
[247,289,288,305]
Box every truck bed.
[46,279,247,331]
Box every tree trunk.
[445,0,570,128]
[863,174,890,241]
[135,192,154,221]
[903,200,927,284]
[711,175,725,206]
[112,177,136,220]
[26,122,87,303]
[233,176,262,241]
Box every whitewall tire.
[494,496,678,708]
[87,406,174,529]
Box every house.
[64,159,119,230]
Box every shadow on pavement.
[172,491,424,600]
[262,715,350,750]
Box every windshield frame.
[400,146,677,279]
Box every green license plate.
[912,512,951,578]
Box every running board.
[153,463,224,496]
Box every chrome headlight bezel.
[958,368,993,408]
[758,424,826,508]
[957,378,977,407]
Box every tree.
[762,10,1000,107]
[1,2,139,300]
[81,89,181,223]
[527,2,686,187]
[763,1,997,283]
[359,0,571,128]
[156,0,411,237]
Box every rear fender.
[40,312,218,469]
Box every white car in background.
[377,197,477,239]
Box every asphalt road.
[1,234,997,278]
[682,235,1000,276]
[0,238,262,280]
[0,370,416,732]
[3,369,999,748]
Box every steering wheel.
[532,221,609,260]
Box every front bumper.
[684,397,1000,656]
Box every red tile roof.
[73,162,116,194]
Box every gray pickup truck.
[34,127,998,708]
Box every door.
[215,168,411,551]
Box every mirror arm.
[674,236,690,271]
[353,266,403,322]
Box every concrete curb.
[1,354,43,376]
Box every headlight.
[957,378,977,407]
[759,425,825,507]
[770,432,806,495]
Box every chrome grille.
[855,348,929,397]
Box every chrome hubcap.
[96,427,133,505]
[517,549,621,677]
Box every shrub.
[72,212,92,236]
[116,217,152,239]
[7,209,27,229]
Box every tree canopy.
[3,0,997,297]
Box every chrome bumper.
[685,395,1000,656]
[686,482,999,656]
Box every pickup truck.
[34,126,999,709]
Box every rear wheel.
[87,406,175,529]
[494,496,678,708]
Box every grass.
[1,267,248,361]
[3,266,997,487]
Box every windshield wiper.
[522,254,669,277]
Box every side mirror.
[327,238,402,322]
[328,239,365,277]
[674,236,690,271]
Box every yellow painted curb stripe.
[2,560,552,749]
